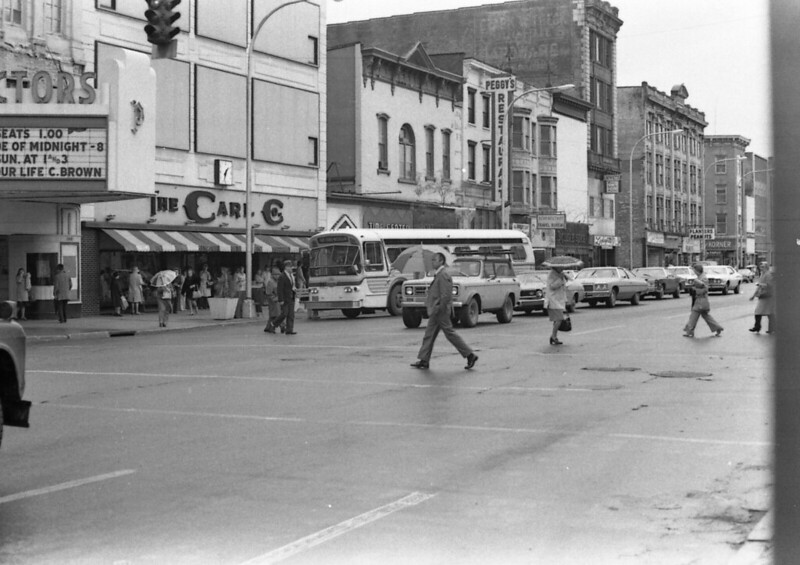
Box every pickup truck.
[0,301,30,447]
[401,256,520,328]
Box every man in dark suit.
[411,253,478,370]
[265,260,297,335]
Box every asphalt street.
[1,290,772,564]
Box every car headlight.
[344,286,358,293]
[452,286,459,296]
[595,283,608,291]
[535,290,543,298]
[404,286,414,295]
[309,288,319,295]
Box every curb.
[26,317,265,342]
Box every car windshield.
[670,267,692,275]
[576,268,616,279]
[447,260,481,277]
[518,273,546,285]
[309,244,362,276]
[635,268,663,276]
[705,267,727,275]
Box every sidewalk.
[20,308,268,342]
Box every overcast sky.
[327,0,772,157]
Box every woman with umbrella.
[150,269,177,327]
[543,256,582,345]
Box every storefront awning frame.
[99,228,308,254]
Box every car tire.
[342,308,361,319]
[655,285,664,300]
[606,289,617,308]
[630,292,640,305]
[722,284,729,295]
[588,300,598,308]
[672,286,680,299]
[0,398,3,448]
[496,295,513,324]
[734,283,741,295]
[460,298,480,328]
[387,284,403,316]
[402,308,422,328]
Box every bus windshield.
[310,243,362,277]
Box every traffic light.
[144,0,181,46]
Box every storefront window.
[27,253,57,286]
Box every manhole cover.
[582,367,640,372]
[651,371,712,379]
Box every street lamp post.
[244,0,334,316]
[700,155,745,261]
[503,83,574,229]
[628,128,684,269]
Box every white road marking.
[239,492,435,565]
[41,403,769,447]
[0,470,136,505]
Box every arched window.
[399,124,416,181]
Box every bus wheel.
[387,285,403,316]
[402,308,422,328]
[342,308,361,319]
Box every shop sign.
[0,123,107,181]
[682,238,701,253]
[594,235,619,249]
[533,213,566,230]
[604,174,621,194]
[530,228,556,248]
[484,76,515,205]
[689,227,715,239]
[706,238,735,250]
[165,190,286,226]
[556,223,590,247]
[0,70,96,105]
[512,222,531,237]
[646,231,665,246]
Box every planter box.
[208,297,238,320]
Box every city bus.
[307,229,536,318]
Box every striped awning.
[101,229,307,253]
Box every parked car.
[0,301,30,447]
[401,256,520,328]
[667,266,698,292]
[737,267,756,283]
[515,272,584,314]
[703,265,744,294]
[632,267,682,299]
[574,266,649,307]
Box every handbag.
[558,316,572,332]
[120,295,129,311]
[192,290,202,300]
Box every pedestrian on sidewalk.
[15,268,30,321]
[265,260,297,335]
[110,271,124,316]
[410,252,478,370]
[53,263,72,323]
[128,266,144,314]
[683,263,723,338]
[263,267,282,333]
[198,264,212,309]
[545,265,568,346]
[233,266,247,318]
[182,267,200,315]
[749,261,775,334]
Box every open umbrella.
[150,269,177,287]
[391,245,454,276]
[541,256,583,270]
